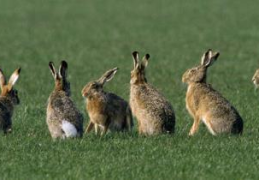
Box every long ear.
[98,67,118,85]
[201,49,220,67]
[59,60,68,78]
[8,67,21,86]
[132,51,139,69]
[141,54,150,68]
[49,62,57,79]
[0,68,6,89]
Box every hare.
[47,61,83,139]
[82,67,133,135]
[0,67,21,134]
[130,51,175,135]
[252,69,259,87]
[182,49,243,136]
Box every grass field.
[0,0,259,179]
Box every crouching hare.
[182,49,243,136]
[130,51,175,135]
[47,61,83,139]
[82,67,133,135]
[0,68,21,134]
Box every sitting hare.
[82,67,133,135]
[182,49,243,136]
[47,61,83,139]
[0,67,21,134]
[130,51,175,135]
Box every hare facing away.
[182,49,243,136]
[47,61,84,139]
[0,68,21,134]
[82,67,133,135]
[130,51,175,135]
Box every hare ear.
[201,49,220,67]
[141,54,150,68]
[59,60,68,78]
[0,68,6,89]
[98,67,118,85]
[49,62,57,79]
[8,68,21,86]
[132,51,140,69]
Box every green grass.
[0,0,259,179]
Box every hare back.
[105,93,132,131]
[106,93,130,117]
[130,84,175,133]
[47,91,84,135]
[187,83,243,134]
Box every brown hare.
[182,49,243,136]
[252,69,259,87]
[0,67,21,134]
[47,61,83,139]
[130,51,175,135]
[82,67,133,135]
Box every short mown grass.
[0,0,259,179]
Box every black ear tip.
[49,61,54,66]
[132,51,139,57]
[146,54,150,59]
[61,60,68,68]
[17,67,21,73]
[215,52,220,58]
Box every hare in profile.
[82,67,133,135]
[182,49,243,136]
[130,51,175,135]
[0,67,21,134]
[47,61,83,139]
[252,69,259,87]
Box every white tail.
[61,120,78,138]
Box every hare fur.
[82,67,133,135]
[130,51,175,135]
[47,61,84,139]
[0,68,21,134]
[182,49,243,136]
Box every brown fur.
[130,51,175,135]
[252,69,259,87]
[82,67,133,135]
[0,68,21,134]
[46,61,83,139]
[182,49,243,136]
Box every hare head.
[131,51,150,85]
[252,69,259,87]
[0,68,21,105]
[82,67,118,97]
[182,49,220,84]
[49,60,70,96]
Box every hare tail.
[61,120,78,138]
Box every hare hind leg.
[202,117,216,135]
